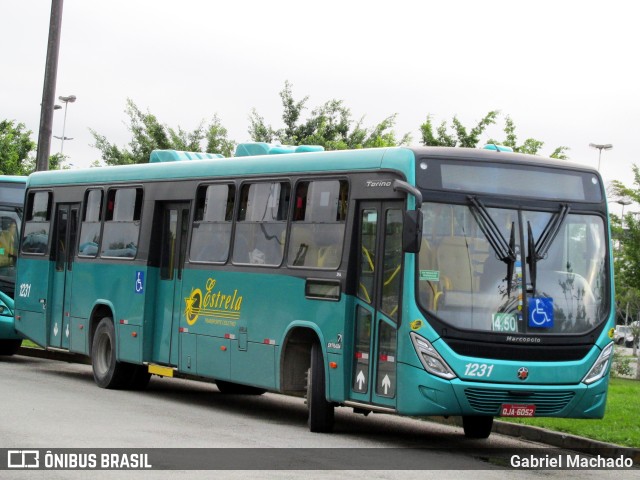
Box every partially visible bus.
[0,175,26,355]
[14,145,614,438]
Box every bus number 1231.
[464,363,494,378]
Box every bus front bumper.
[396,363,609,419]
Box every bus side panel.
[70,262,147,363]
[230,341,276,389]
[69,317,88,354]
[118,323,143,363]
[177,270,347,391]
[196,335,230,380]
[14,257,51,346]
[180,333,197,375]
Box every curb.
[16,346,640,462]
[492,420,640,463]
[427,415,639,463]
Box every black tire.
[306,342,334,433]
[128,364,151,390]
[215,380,266,395]
[0,339,21,356]
[462,415,493,439]
[91,317,133,389]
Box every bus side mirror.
[403,210,423,253]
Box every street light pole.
[35,0,65,172]
[618,199,632,229]
[54,94,76,154]
[589,143,613,171]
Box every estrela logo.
[184,278,243,326]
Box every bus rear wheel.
[462,415,493,439]
[306,342,334,433]
[0,339,21,356]
[91,317,133,389]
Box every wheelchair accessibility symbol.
[135,271,144,294]
[528,297,553,328]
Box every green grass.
[21,339,42,349]
[503,378,640,448]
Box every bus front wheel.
[91,317,132,389]
[462,415,493,439]
[306,342,334,433]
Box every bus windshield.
[417,201,607,335]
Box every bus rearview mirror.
[403,210,422,253]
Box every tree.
[420,111,499,148]
[610,168,640,371]
[249,81,411,150]
[420,112,569,159]
[0,120,36,175]
[0,119,69,173]
[610,167,640,293]
[90,99,236,165]
[487,115,569,159]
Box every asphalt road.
[0,354,632,479]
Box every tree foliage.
[421,112,569,159]
[0,119,68,173]
[488,115,569,159]
[610,167,640,292]
[249,81,411,150]
[0,120,36,175]
[420,111,499,148]
[90,99,236,165]
[610,167,640,359]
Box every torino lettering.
[366,180,392,187]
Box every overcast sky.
[2,1,638,212]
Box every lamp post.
[589,143,613,171]
[618,199,632,229]
[54,94,76,155]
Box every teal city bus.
[0,175,26,355]
[14,144,614,438]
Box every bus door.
[350,201,403,409]
[49,203,80,349]
[153,202,190,366]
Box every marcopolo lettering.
[506,336,542,343]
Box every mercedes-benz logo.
[517,367,529,380]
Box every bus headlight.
[410,332,456,380]
[582,342,614,385]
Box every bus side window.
[100,187,142,259]
[233,181,290,266]
[21,191,52,255]
[190,184,235,263]
[288,179,348,269]
[78,189,103,257]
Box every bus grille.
[464,388,575,415]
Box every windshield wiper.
[526,204,570,293]
[468,196,517,294]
